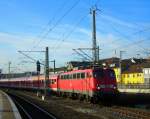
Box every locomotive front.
[92,68,119,99]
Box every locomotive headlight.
[97,86,100,90]
[97,84,100,89]
[113,85,117,89]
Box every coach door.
[51,77,58,91]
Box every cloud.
[0,29,92,72]
[0,32,34,49]
[0,20,149,73]
[99,14,138,29]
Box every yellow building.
[113,67,144,84]
[121,72,144,84]
[113,68,120,83]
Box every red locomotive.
[0,67,118,102]
[49,68,118,101]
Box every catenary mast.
[91,7,99,65]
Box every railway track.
[5,90,150,119]
[107,106,150,119]
[7,92,57,119]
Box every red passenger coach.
[48,75,58,93]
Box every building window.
[133,74,135,78]
[145,70,148,74]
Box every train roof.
[59,68,112,75]
[0,76,38,82]
[0,79,9,82]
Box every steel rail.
[8,92,57,119]
[108,106,150,119]
[12,97,32,119]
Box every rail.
[7,92,57,119]
[107,106,150,119]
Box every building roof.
[67,61,92,70]
[122,59,150,73]
[67,57,150,73]
[67,61,92,67]
[122,64,143,74]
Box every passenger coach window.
[77,73,80,79]
[49,79,51,84]
[64,75,67,79]
[69,74,72,79]
[67,75,69,79]
[81,73,85,79]
[73,74,76,79]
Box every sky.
[0,0,150,73]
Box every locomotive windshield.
[93,69,116,79]
[108,70,116,79]
[93,69,104,79]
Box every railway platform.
[118,88,150,94]
[0,90,22,119]
[118,84,150,94]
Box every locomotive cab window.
[93,70,104,79]
[109,70,116,79]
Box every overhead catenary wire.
[30,0,68,48]
[19,0,98,63]
[97,13,150,43]
[18,0,81,68]
[32,0,81,49]
[97,11,150,38]
[53,5,99,61]
[103,27,150,53]
[96,12,150,55]
[73,49,91,61]
[99,18,150,44]
[54,13,89,50]
[18,0,69,66]
[103,37,150,55]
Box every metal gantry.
[18,47,49,100]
